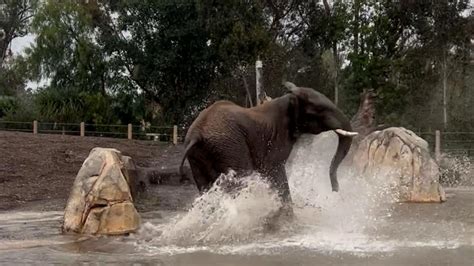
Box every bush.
[0,93,38,122]
[0,96,17,117]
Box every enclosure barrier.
[80,122,85,137]
[33,120,38,134]
[0,120,182,144]
[1,121,473,153]
[418,130,474,160]
[435,130,441,162]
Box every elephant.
[179,82,357,209]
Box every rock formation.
[351,127,446,202]
[62,148,141,235]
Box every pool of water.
[1,134,472,265]
[0,187,472,265]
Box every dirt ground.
[0,131,198,212]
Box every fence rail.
[0,120,183,144]
[418,131,474,158]
[1,121,474,154]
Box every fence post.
[33,120,38,134]
[128,123,132,140]
[435,130,441,162]
[80,122,85,137]
[173,125,178,145]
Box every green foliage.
[35,88,84,123]
[0,62,25,96]
[27,1,105,92]
[0,0,472,133]
[338,0,472,130]
[1,90,37,121]
[98,0,271,124]
[18,0,148,125]
[0,55,33,119]
[0,95,17,117]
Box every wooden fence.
[0,120,182,144]
[418,131,474,160]
[1,121,474,156]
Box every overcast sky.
[10,34,35,55]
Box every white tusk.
[335,129,359,137]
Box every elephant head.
[284,82,357,192]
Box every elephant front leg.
[269,164,293,206]
[266,165,294,224]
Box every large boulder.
[351,127,446,202]
[62,148,141,235]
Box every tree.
[0,1,37,118]
[0,0,38,65]
[299,0,349,104]
[3,0,472,134]
[94,0,271,125]
[0,56,29,117]
[386,0,471,131]
[23,0,141,124]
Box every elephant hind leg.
[188,156,219,193]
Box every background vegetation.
[1,0,473,132]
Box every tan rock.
[351,127,446,203]
[62,148,141,235]
[81,202,140,235]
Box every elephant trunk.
[329,115,354,192]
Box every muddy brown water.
[0,187,472,266]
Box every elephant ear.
[283,81,297,93]
[287,93,300,139]
[285,83,310,102]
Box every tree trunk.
[353,0,361,55]
[442,51,448,129]
[241,71,253,108]
[333,44,339,106]
[322,0,340,106]
[0,31,13,66]
[350,89,377,141]
[343,89,379,166]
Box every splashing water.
[146,170,283,246]
[134,132,419,255]
[0,136,471,265]
[287,133,398,233]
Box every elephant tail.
[179,137,198,184]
